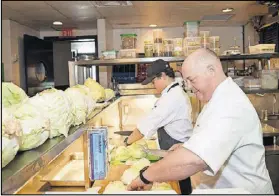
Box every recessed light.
[53,21,63,25]
[149,24,157,27]
[222,8,234,13]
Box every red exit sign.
[61,28,74,37]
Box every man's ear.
[206,64,215,76]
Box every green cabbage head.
[84,78,105,103]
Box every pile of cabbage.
[1,80,112,167]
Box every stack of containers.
[153,29,164,57]
[163,39,174,57]
[173,38,183,56]
[183,21,201,56]
[119,34,137,58]
[144,40,153,57]
[200,31,210,49]
[209,36,220,55]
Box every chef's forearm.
[143,147,207,182]
[127,128,144,144]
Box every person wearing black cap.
[123,59,193,194]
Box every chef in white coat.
[127,48,274,194]
[124,59,193,194]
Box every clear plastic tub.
[249,44,275,54]
[144,41,153,57]
[119,49,137,58]
[163,39,174,57]
[183,21,200,37]
[183,37,202,47]
[200,31,210,48]
[261,70,278,89]
[173,38,183,56]
[209,36,220,48]
[153,29,163,43]
[120,34,137,49]
[154,43,164,57]
[184,46,201,56]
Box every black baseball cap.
[142,59,170,85]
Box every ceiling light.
[222,8,234,13]
[149,24,157,27]
[53,21,63,25]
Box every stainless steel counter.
[1,103,112,194]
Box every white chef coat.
[183,77,274,194]
[137,81,193,142]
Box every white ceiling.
[2,1,268,31]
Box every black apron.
[157,83,192,195]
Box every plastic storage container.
[118,49,137,58]
[209,36,220,48]
[173,38,183,56]
[153,29,163,43]
[183,37,201,47]
[200,31,210,48]
[154,43,164,57]
[244,78,261,88]
[144,41,153,57]
[183,21,200,37]
[120,34,137,49]
[249,44,275,54]
[163,39,174,57]
[261,70,278,89]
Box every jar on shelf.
[209,36,220,48]
[200,31,210,48]
[120,34,137,49]
[173,38,183,56]
[144,41,153,57]
[154,43,164,57]
[183,21,200,37]
[163,39,174,57]
[153,29,163,43]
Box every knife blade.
[143,149,169,157]
[114,131,133,136]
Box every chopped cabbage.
[2,108,21,168]
[151,182,172,191]
[28,88,74,138]
[14,102,50,151]
[121,158,151,185]
[131,158,151,171]
[104,181,127,194]
[2,82,28,112]
[84,78,105,103]
[65,88,88,126]
[105,88,115,101]
[111,146,131,162]
[121,167,139,185]
[127,143,147,159]
[71,85,96,118]
[146,154,161,161]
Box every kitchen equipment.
[183,21,200,37]
[144,41,153,57]
[261,70,278,89]
[114,131,133,136]
[243,78,261,88]
[249,44,275,54]
[163,39,174,57]
[153,29,163,43]
[200,31,210,48]
[173,38,183,56]
[120,34,137,49]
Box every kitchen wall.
[2,19,40,90]
[39,29,97,39]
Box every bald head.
[182,48,227,102]
[183,48,223,75]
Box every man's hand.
[127,176,153,191]
[169,143,183,151]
